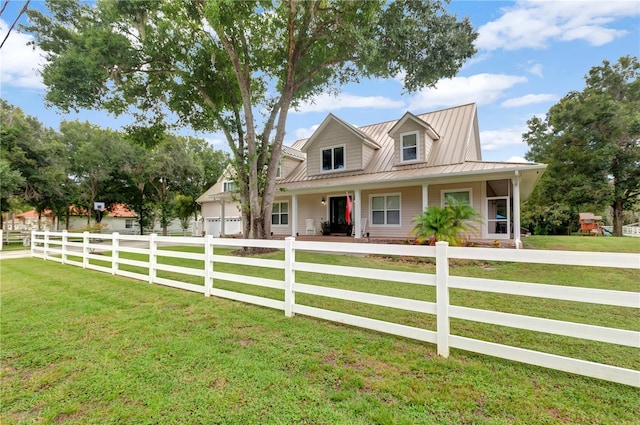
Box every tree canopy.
[524,56,640,236]
[26,0,477,239]
[0,99,229,233]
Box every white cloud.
[560,25,626,46]
[294,124,319,140]
[0,20,46,89]
[408,74,527,110]
[476,1,638,51]
[506,156,531,163]
[292,92,404,114]
[501,94,557,108]
[526,63,543,78]
[480,126,528,152]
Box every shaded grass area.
[2,259,639,424]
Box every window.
[271,201,289,226]
[442,189,471,206]
[401,132,418,162]
[321,146,345,171]
[125,219,134,229]
[371,194,400,225]
[223,181,238,192]
[276,162,282,179]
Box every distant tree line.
[0,99,229,235]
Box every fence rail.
[30,230,640,387]
[602,224,640,237]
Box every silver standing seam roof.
[279,103,546,199]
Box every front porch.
[276,234,518,248]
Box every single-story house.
[68,204,197,235]
[67,204,139,233]
[9,210,56,231]
[197,103,547,248]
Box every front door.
[487,197,509,239]
[329,196,349,234]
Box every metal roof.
[276,103,546,200]
[199,103,547,202]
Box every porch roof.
[276,160,546,200]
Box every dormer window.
[223,181,238,192]
[322,146,345,171]
[401,132,418,162]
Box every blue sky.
[1,1,639,162]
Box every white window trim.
[223,180,238,192]
[275,162,282,179]
[441,188,473,207]
[271,201,289,227]
[400,131,420,163]
[369,193,402,227]
[320,144,346,173]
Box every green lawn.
[2,237,639,424]
[523,235,640,253]
[1,242,29,252]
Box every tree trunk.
[613,198,623,236]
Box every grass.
[523,235,640,253]
[2,237,639,424]
[1,242,29,252]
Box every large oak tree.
[27,0,477,238]
[524,56,640,236]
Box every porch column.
[354,189,362,239]
[220,200,226,237]
[291,194,298,237]
[512,172,522,249]
[422,184,429,211]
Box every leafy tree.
[0,157,25,224]
[59,121,129,225]
[173,193,196,233]
[26,0,477,239]
[411,196,481,246]
[524,56,640,236]
[0,100,69,229]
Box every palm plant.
[411,196,482,246]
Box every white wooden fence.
[601,224,640,237]
[30,230,640,387]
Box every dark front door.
[329,196,349,234]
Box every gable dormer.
[300,114,379,177]
[388,112,440,166]
[278,145,305,180]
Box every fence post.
[204,235,213,296]
[43,230,50,261]
[61,230,68,264]
[284,237,295,317]
[112,232,119,275]
[436,241,450,358]
[30,230,35,257]
[82,232,90,269]
[149,233,157,284]
[0,229,3,251]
